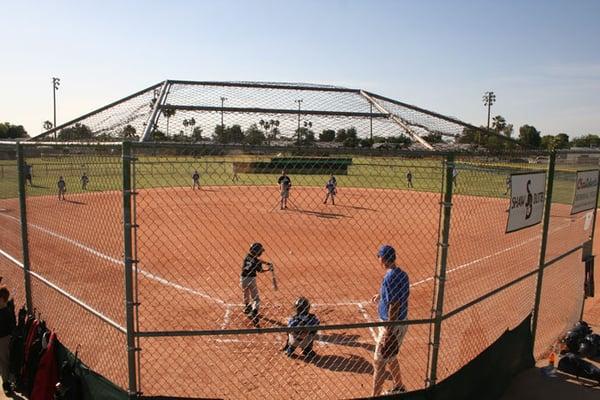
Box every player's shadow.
[287,207,348,220]
[336,204,377,212]
[318,332,375,352]
[64,199,86,205]
[306,353,374,375]
[29,184,48,189]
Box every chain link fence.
[0,141,597,399]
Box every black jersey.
[193,173,200,181]
[278,175,291,189]
[241,254,263,278]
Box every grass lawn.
[0,153,589,206]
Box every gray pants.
[240,276,260,312]
[288,332,316,350]
[0,335,10,383]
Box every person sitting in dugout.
[283,297,320,359]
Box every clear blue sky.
[2,0,599,138]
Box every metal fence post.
[122,141,138,399]
[16,142,33,312]
[427,153,455,386]
[530,151,556,346]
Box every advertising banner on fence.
[506,172,546,233]
[571,170,600,215]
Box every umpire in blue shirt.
[371,244,410,396]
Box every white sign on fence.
[571,170,600,215]
[506,172,546,233]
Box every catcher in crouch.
[240,243,273,323]
[283,297,320,359]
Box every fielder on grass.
[81,172,89,190]
[192,170,201,190]
[504,175,511,196]
[371,244,410,396]
[240,243,273,323]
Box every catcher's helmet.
[295,297,310,315]
[249,243,264,256]
[583,334,600,358]
[572,321,591,337]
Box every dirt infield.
[0,185,591,398]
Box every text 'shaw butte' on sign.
[571,170,600,215]
[506,172,547,233]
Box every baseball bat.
[270,263,278,291]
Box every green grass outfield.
[0,154,590,206]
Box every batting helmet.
[579,341,595,358]
[588,333,600,348]
[295,297,310,315]
[583,334,600,358]
[563,330,583,353]
[573,320,592,336]
[249,243,264,256]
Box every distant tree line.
[8,113,597,151]
[0,122,28,139]
[457,114,600,151]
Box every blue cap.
[377,245,396,262]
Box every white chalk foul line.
[409,219,574,288]
[0,247,23,268]
[0,213,225,305]
[357,303,378,341]
[220,306,232,330]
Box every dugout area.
[0,141,596,399]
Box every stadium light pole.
[295,99,303,144]
[220,97,227,128]
[370,103,373,141]
[482,91,496,130]
[52,77,61,140]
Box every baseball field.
[0,153,592,398]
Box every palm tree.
[491,115,507,133]
[259,119,280,145]
[43,120,53,131]
[122,125,137,140]
[189,117,196,135]
[162,108,176,136]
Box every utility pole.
[295,99,303,144]
[220,97,227,128]
[482,91,496,130]
[52,77,60,140]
